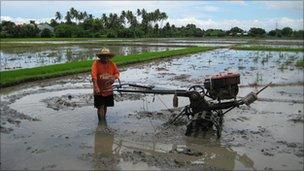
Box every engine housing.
[204,72,240,100]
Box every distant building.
[243,32,249,36]
[37,23,54,32]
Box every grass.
[0,41,195,50]
[1,37,186,42]
[231,45,304,52]
[295,60,304,67]
[0,41,130,49]
[0,37,136,42]
[0,46,215,87]
[1,37,302,42]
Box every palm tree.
[121,10,126,18]
[69,7,78,22]
[126,10,137,28]
[137,9,141,16]
[140,9,148,32]
[102,13,108,28]
[109,13,114,28]
[159,12,168,29]
[65,11,72,24]
[83,11,88,20]
[55,11,62,21]
[78,12,84,22]
[120,10,126,26]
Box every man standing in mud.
[91,48,120,121]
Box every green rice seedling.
[0,46,216,87]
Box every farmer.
[91,48,119,121]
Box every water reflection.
[92,122,256,170]
[184,136,256,170]
[94,120,118,170]
[0,45,178,71]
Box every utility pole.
[275,21,278,37]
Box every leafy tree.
[54,24,80,37]
[1,21,16,37]
[281,27,293,37]
[106,30,117,38]
[19,24,40,37]
[268,29,282,37]
[50,19,59,27]
[40,28,53,37]
[0,8,300,39]
[268,30,276,36]
[205,29,225,37]
[248,27,266,37]
[162,22,172,37]
[293,30,304,39]
[228,27,244,36]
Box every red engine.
[204,72,240,100]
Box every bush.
[293,30,304,39]
[248,27,266,37]
[106,30,117,38]
[205,29,226,37]
[54,24,84,38]
[40,28,53,38]
[281,27,293,37]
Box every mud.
[0,100,40,134]
[1,45,179,71]
[1,48,303,170]
[41,93,145,111]
[2,38,303,71]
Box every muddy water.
[0,45,179,71]
[2,38,303,71]
[1,49,303,170]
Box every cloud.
[264,1,303,11]
[0,16,52,24]
[201,5,219,12]
[2,15,302,31]
[227,0,246,5]
[166,17,303,31]
[2,14,302,31]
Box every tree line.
[1,8,303,39]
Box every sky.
[1,0,303,31]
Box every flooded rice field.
[0,48,303,170]
[0,45,179,71]
[1,38,303,71]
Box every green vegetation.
[231,45,304,52]
[295,60,304,67]
[0,46,215,87]
[1,8,303,39]
[0,41,128,49]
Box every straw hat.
[96,48,115,58]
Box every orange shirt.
[91,60,119,96]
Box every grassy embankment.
[1,37,302,42]
[0,40,195,50]
[0,46,215,87]
[0,37,178,42]
[231,45,304,52]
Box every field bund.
[0,46,215,87]
[231,45,304,52]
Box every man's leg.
[97,105,106,121]
[97,108,101,121]
[104,106,108,117]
